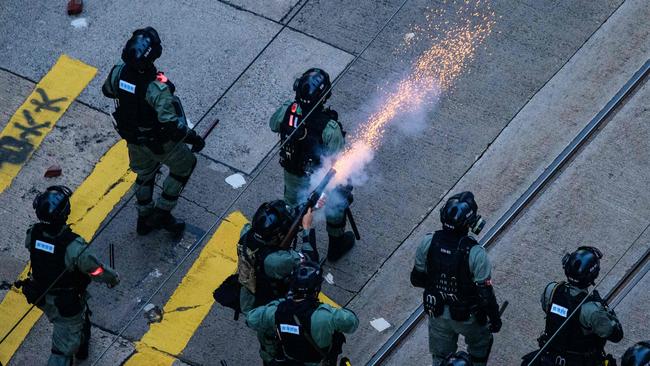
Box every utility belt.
[423,290,480,321]
[112,112,169,154]
[18,278,86,317]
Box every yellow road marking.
[126,212,340,365]
[125,211,247,366]
[0,54,96,194]
[0,141,134,365]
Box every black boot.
[147,208,185,237]
[327,232,355,261]
[137,214,155,235]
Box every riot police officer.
[246,261,359,366]
[443,351,474,366]
[622,341,650,366]
[22,186,119,366]
[410,191,501,366]
[269,68,354,261]
[102,27,205,237]
[238,200,319,315]
[530,246,623,365]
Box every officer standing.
[247,261,359,366]
[269,68,354,261]
[238,200,319,314]
[622,341,650,366]
[23,186,119,366]
[527,246,623,365]
[410,192,502,366]
[102,27,205,237]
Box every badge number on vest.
[35,240,55,254]
[550,303,568,317]
[119,80,136,94]
[280,324,300,335]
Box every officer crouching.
[246,262,359,366]
[238,200,319,315]
[411,192,502,366]
[102,27,205,237]
[523,246,623,366]
[22,186,119,366]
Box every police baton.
[499,300,509,316]
[345,208,360,240]
[200,119,220,140]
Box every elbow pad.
[410,268,427,288]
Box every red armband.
[89,266,104,277]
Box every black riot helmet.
[251,200,294,246]
[562,246,602,288]
[293,68,331,109]
[33,186,73,225]
[121,27,162,70]
[289,261,323,299]
[440,191,485,234]
[443,351,473,366]
[622,341,650,366]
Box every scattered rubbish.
[67,0,83,15]
[404,32,415,42]
[44,165,62,177]
[0,281,14,290]
[143,303,163,323]
[187,118,194,129]
[370,317,391,332]
[70,18,88,29]
[225,173,246,189]
[324,272,335,285]
[149,269,162,278]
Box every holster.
[19,279,45,306]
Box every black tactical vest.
[28,224,89,293]
[239,232,289,307]
[425,230,480,318]
[279,103,340,176]
[542,283,606,355]
[112,65,161,143]
[275,298,324,363]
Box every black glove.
[186,130,205,153]
[489,316,502,333]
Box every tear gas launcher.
[279,168,337,249]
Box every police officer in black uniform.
[411,192,502,366]
[102,27,205,237]
[22,186,119,366]
[527,246,623,365]
[622,341,650,366]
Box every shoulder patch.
[35,240,55,254]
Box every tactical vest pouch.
[111,110,139,144]
[423,291,444,317]
[20,278,45,306]
[53,291,83,317]
[237,241,257,294]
